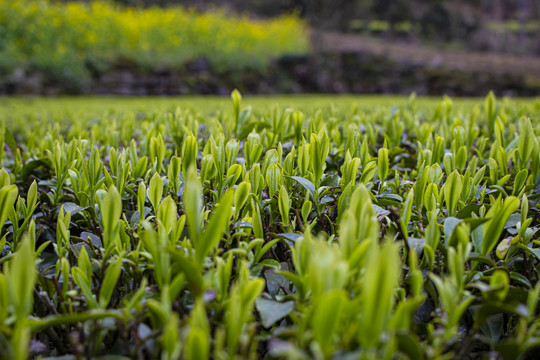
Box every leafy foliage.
[0,92,539,359]
[0,0,307,89]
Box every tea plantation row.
[0,93,539,359]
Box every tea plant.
[0,92,539,359]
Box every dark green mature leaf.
[274,232,302,247]
[264,269,290,297]
[372,204,390,217]
[474,302,528,328]
[62,202,87,215]
[288,176,315,199]
[444,216,490,248]
[255,298,294,328]
[517,243,540,262]
[480,313,504,342]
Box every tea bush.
[0,92,540,359]
[0,0,307,90]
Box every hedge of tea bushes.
[0,0,307,92]
[0,92,539,359]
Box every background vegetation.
[0,0,307,92]
[118,0,540,54]
[2,0,540,95]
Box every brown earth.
[314,31,540,78]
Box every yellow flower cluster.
[0,0,308,78]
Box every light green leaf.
[147,172,163,211]
[196,190,234,265]
[99,256,123,308]
[482,196,520,256]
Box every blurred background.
[1,0,540,96]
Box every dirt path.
[314,31,540,77]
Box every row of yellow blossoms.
[0,0,308,80]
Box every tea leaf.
[482,197,520,256]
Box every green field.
[0,94,540,359]
[2,94,538,120]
